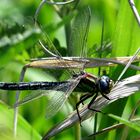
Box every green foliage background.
[0,0,140,140]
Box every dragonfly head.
[97,75,114,94]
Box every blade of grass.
[107,113,140,132]
[112,0,140,56]
[0,101,41,140]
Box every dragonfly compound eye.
[98,76,113,94]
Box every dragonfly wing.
[14,90,49,107]
[14,78,80,119]
[45,78,80,119]
[69,7,91,57]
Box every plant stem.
[74,94,81,140]
[75,122,81,140]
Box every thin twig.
[38,40,59,57]
[129,0,140,26]
[13,67,26,136]
[115,48,140,85]
[85,118,140,139]
[34,0,75,22]
[88,100,140,139]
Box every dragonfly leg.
[80,93,91,105]
[100,92,110,100]
[76,93,93,125]
[88,93,102,113]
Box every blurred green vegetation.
[0,0,140,140]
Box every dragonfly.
[0,71,113,120]
[42,72,140,140]
[0,7,140,124]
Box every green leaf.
[108,113,140,132]
[0,102,41,140]
[112,0,140,56]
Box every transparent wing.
[14,90,49,107]
[27,56,140,70]
[14,78,80,118]
[45,78,80,119]
[69,7,91,57]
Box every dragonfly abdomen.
[0,81,68,90]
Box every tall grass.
[0,0,140,140]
